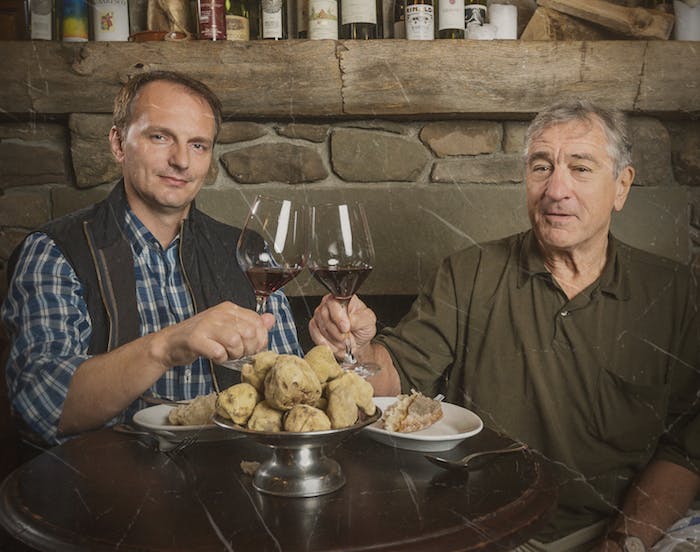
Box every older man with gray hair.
[310,100,699,552]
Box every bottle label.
[199,0,227,39]
[62,0,88,41]
[342,0,376,25]
[464,4,485,26]
[297,0,309,33]
[262,0,284,38]
[31,0,52,40]
[226,14,250,39]
[438,0,463,30]
[309,0,338,39]
[405,4,433,40]
[92,0,130,41]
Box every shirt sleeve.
[374,249,479,398]
[265,290,303,357]
[654,268,700,475]
[1,232,92,444]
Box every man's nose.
[544,167,571,200]
[169,142,189,170]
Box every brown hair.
[112,70,223,141]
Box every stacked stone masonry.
[0,116,698,301]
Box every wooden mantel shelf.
[1,40,698,118]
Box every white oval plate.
[132,404,241,443]
[364,396,483,452]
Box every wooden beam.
[537,0,674,39]
[1,41,698,118]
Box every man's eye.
[573,166,592,173]
[192,143,209,152]
[151,134,166,141]
[532,165,550,173]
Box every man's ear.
[109,126,125,163]
[613,165,634,212]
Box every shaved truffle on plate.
[380,391,443,433]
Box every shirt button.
[560,310,569,317]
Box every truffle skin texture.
[284,404,332,432]
[216,383,261,425]
[247,400,284,432]
[264,355,322,411]
[304,344,343,383]
[242,350,278,392]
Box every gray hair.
[524,100,632,178]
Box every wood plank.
[1,40,698,117]
[638,41,700,113]
[2,41,343,117]
[521,7,615,40]
[340,40,647,116]
[538,0,674,39]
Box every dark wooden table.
[0,426,557,551]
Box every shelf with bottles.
[11,0,525,42]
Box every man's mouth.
[159,174,191,185]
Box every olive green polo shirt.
[375,230,699,542]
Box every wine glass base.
[342,362,380,379]
[219,357,253,372]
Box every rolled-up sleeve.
[2,233,92,444]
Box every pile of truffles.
[216,345,377,432]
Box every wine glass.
[308,202,379,378]
[221,195,307,370]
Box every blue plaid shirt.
[2,209,302,444]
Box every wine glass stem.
[340,300,357,366]
[255,295,268,314]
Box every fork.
[165,434,198,455]
[425,443,527,470]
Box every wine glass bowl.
[236,196,307,314]
[308,202,378,378]
[221,196,306,371]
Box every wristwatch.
[607,531,647,552]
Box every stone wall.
[1,114,698,302]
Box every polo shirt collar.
[517,230,631,300]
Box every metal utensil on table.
[140,394,190,407]
[424,443,527,470]
[112,423,192,453]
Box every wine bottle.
[392,0,404,38]
[225,0,250,40]
[405,0,432,40]
[259,0,287,39]
[62,0,88,41]
[296,0,308,37]
[199,0,227,39]
[92,0,130,41]
[339,0,382,39]
[436,0,463,38]
[308,0,338,39]
[31,0,54,39]
[464,0,485,29]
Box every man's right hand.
[308,294,377,361]
[156,301,274,368]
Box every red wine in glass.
[308,202,379,378]
[310,265,372,301]
[245,266,304,298]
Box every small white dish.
[132,404,240,443]
[364,396,483,452]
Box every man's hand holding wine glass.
[156,302,275,369]
[309,294,377,362]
